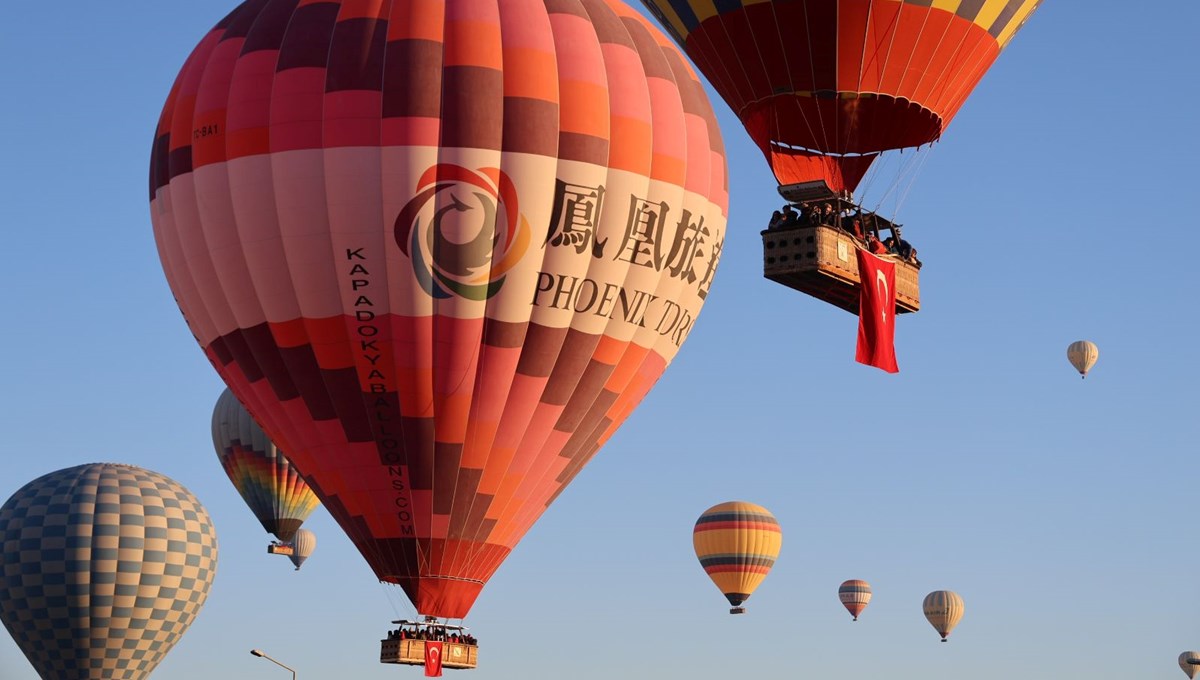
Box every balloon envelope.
[1067,340,1099,378]
[693,502,782,613]
[1180,651,1200,679]
[838,579,872,621]
[289,528,317,570]
[212,388,319,543]
[0,463,218,679]
[923,590,964,641]
[640,0,1039,191]
[151,0,727,620]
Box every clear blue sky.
[2,2,1199,679]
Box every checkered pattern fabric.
[0,463,218,679]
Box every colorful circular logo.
[394,165,530,301]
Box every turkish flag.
[855,249,899,373]
[424,641,443,677]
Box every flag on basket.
[855,249,899,373]
[424,640,443,677]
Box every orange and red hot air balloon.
[838,579,872,621]
[640,0,1041,196]
[150,0,728,627]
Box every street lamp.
[250,649,297,679]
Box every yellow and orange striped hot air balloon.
[693,502,782,614]
[838,579,872,621]
[150,0,727,623]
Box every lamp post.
[250,649,297,679]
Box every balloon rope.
[750,0,826,177]
[800,0,834,154]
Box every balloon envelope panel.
[640,0,1040,188]
[0,463,218,680]
[151,0,727,619]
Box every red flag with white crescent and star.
[855,249,899,373]
[424,641,443,677]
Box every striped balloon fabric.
[0,463,218,680]
[692,501,782,614]
[212,388,320,544]
[838,579,872,621]
[638,0,1040,190]
[923,590,965,641]
[150,0,728,620]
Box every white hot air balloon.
[1067,340,1099,378]
[289,528,317,570]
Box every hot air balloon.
[1181,651,1200,679]
[288,528,317,570]
[1067,340,1099,378]
[212,387,320,560]
[693,502,782,614]
[0,463,218,680]
[149,0,728,648]
[838,579,872,621]
[640,0,1039,312]
[923,590,964,642]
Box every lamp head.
[250,649,265,658]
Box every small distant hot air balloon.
[0,463,218,680]
[1067,341,1099,378]
[212,388,320,559]
[923,590,964,642]
[289,528,317,570]
[838,580,872,621]
[693,502,782,614]
[1180,651,1200,678]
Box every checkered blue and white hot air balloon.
[0,463,218,680]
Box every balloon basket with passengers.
[762,181,922,313]
[381,619,479,670]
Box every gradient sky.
[3,2,1199,679]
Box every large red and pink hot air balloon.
[150,0,727,621]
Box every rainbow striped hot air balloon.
[693,502,782,614]
[838,579,872,621]
[212,388,320,555]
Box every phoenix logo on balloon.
[394,164,530,301]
